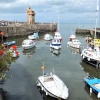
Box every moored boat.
[4,41,16,46]
[28,32,39,40]
[81,0,99,68]
[22,39,36,50]
[67,39,81,49]
[84,76,100,98]
[50,39,61,50]
[54,32,62,41]
[44,34,53,41]
[69,34,76,41]
[37,68,69,99]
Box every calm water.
[1,23,100,100]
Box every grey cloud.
[46,0,66,5]
[0,0,17,3]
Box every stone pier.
[76,28,100,37]
[0,23,57,38]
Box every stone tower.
[26,6,35,24]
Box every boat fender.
[42,87,44,91]
[82,56,85,59]
[46,92,48,95]
[81,53,82,56]
[97,92,100,98]
[88,57,90,61]
[90,87,92,94]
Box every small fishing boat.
[50,39,61,50]
[84,76,100,98]
[69,34,76,41]
[54,32,62,41]
[85,35,92,43]
[67,39,81,49]
[37,68,69,99]
[22,39,36,50]
[4,41,16,46]
[28,32,39,40]
[44,34,53,41]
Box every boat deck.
[94,83,100,90]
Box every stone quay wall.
[0,23,57,37]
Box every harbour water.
[1,23,100,100]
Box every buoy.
[97,92,100,98]
[90,87,92,94]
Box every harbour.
[0,0,100,99]
[0,23,100,100]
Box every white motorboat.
[22,39,36,50]
[44,34,53,41]
[69,34,76,41]
[50,39,61,50]
[67,39,81,49]
[81,46,100,68]
[54,32,62,41]
[37,70,69,99]
[28,32,39,40]
[81,0,100,68]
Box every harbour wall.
[0,23,57,37]
[76,28,100,37]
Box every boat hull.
[67,42,80,49]
[50,44,61,50]
[81,50,100,68]
[22,44,35,50]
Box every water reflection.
[50,48,61,56]
[80,61,100,78]
[44,41,51,45]
[68,46,81,54]
[23,47,36,55]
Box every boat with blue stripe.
[50,39,61,50]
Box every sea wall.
[0,23,57,37]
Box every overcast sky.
[0,0,100,24]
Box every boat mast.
[94,0,99,39]
[57,15,60,32]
